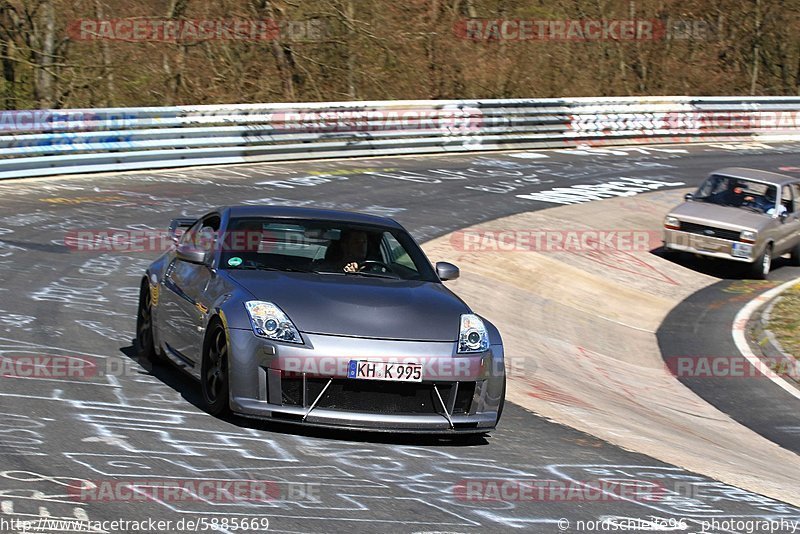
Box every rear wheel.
[136,279,164,365]
[202,324,230,417]
[750,244,772,279]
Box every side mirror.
[176,243,207,264]
[436,261,460,281]
[684,193,694,201]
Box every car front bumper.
[663,229,758,263]
[226,328,505,433]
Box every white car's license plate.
[347,360,423,382]
[731,242,753,258]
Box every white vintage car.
[663,167,800,278]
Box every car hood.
[226,271,469,341]
[669,202,773,231]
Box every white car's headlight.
[664,216,680,230]
[458,314,490,353]
[740,230,757,243]
[244,301,302,343]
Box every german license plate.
[731,242,753,258]
[347,360,422,382]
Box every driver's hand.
[343,262,359,273]
[744,196,754,202]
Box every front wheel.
[136,279,164,365]
[790,241,800,266]
[750,245,772,280]
[201,324,231,417]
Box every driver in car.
[316,230,370,273]
[341,230,369,273]
[722,180,749,206]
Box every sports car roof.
[222,205,404,229]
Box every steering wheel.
[358,260,395,274]
[740,195,758,208]
[741,196,761,210]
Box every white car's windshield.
[694,174,779,215]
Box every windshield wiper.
[235,265,313,273]
[342,271,400,279]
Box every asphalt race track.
[658,270,800,454]
[1,142,800,533]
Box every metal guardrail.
[1,96,800,180]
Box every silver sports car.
[137,206,505,433]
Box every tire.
[791,241,800,267]
[136,279,164,365]
[201,323,231,417]
[750,244,772,280]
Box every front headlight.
[664,216,680,230]
[244,301,302,343]
[458,314,490,353]
[740,230,757,243]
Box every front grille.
[317,380,439,414]
[279,375,474,415]
[281,376,303,406]
[678,222,741,242]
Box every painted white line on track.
[731,276,800,401]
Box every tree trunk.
[33,0,55,107]
[345,0,355,100]
[750,0,761,95]
[0,38,15,109]
[95,0,114,106]
[252,0,299,101]
[163,0,189,105]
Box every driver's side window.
[381,232,417,272]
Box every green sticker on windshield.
[227,257,243,267]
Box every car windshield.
[693,174,778,214]
[218,217,437,282]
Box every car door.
[776,185,800,254]
[790,183,800,250]
[161,214,219,367]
